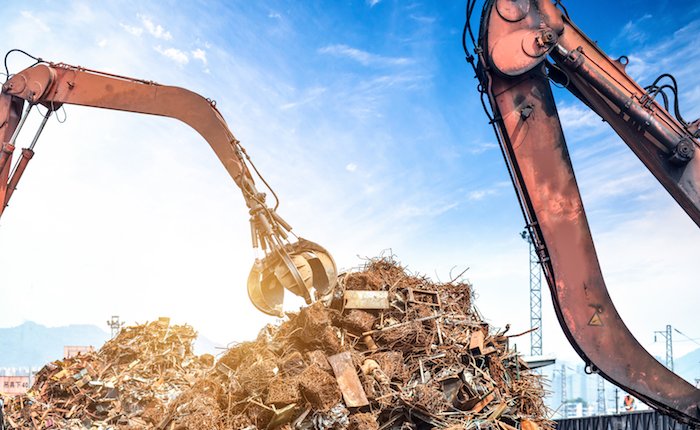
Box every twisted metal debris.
[2,257,552,430]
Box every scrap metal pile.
[2,257,551,430]
[1,318,213,429]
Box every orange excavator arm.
[0,60,336,317]
[468,0,700,425]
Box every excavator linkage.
[470,0,700,425]
[0,59,337,317]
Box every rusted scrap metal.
[344,290,390,309]
[1,319,211,430]
[327,352,369,407]
[407,287,442,308]
[191,256,553,430]
[1,256,553,430]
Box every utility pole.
[520,230,542,356]
[654,325,674,371]
[597,375,606,415]
[552,365,568,417]
[106,315,123,338]
[615,388,619,414]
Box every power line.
[674,328,700,348]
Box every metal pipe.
[3,109,51,210]
[552,45,693,161]
[4,148,33,208]
[8,110,51,180]
[6,104,33,147]
[28,109,52,150]
[0,142,14,173]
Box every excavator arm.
[469,0,700,425]
[0,60,336,317]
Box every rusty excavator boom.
[467,0,700,425]
[0,54,336,317]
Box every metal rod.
[9,109,51,179]
[7,104,33,146]
[28,109,52,150]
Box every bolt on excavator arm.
[0,61,336,317]
[469,0,700,425]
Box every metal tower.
[521,230,543,356]
[654,325,674,371]
[551,365,567,418]
[106,315,123,338]
[597,375,606,415]
[561,365,567,405]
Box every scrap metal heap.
[1,258,551,430]
[1,319,213,429]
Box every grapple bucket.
[247,239,337,317]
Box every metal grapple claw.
[247,239,337,317]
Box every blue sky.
[0,0,698,365]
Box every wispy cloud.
[466,141,498,155]
[615,13,652,45]
[394,200,458,219]
[154,46,189,65]
[558,104,602,130]
[120,15,172,41]
[120,22,143,37]
[191,48,207,65]
[318,44,412,67]
[138,14,172,40]
[367,0,382,7]
[557,102,609,144]
[409,14,436,25]
[467,189,498,201]
[20,11,50,32]
[280,86,327,110]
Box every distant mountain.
[675,348,700,386]
[0,321,224,370]
[0,321,110,369]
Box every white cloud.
[97,39,108,48]
[467,141,498,155]
[120,23,143,37]
[616,13,652,45]
[467,189,497,201]
[409,14,436,25]
[191,48,207,65]
[318,44,412,67]
[280,86,327,110]
[20,11,50,32]
[3,1,698,374]
[345,163,358,172]
[367,0,382,7]
[558,104,603,130]
[138,14,172,40]
[154,46,189,65]
[625,54,651,81]
[268,12,282,19]
[394,201,458,219]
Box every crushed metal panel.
[343,290,389,309]
[327,351,369,407]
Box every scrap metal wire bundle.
[1,257,552,430]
